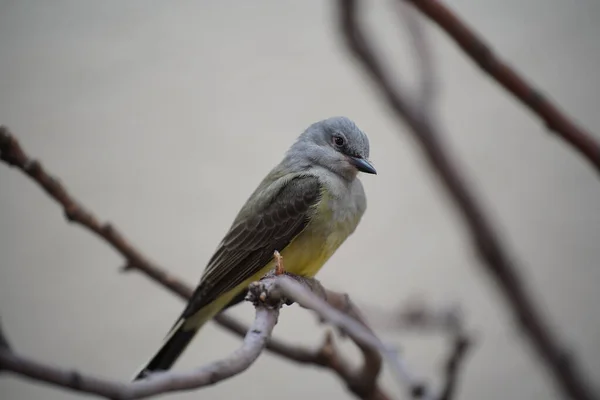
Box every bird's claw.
[245,251,297,307]
[274,250,285,275]
[246,279,285,309]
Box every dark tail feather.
[133,293,247,381]
[133,324,197,381]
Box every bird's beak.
[349,156,377,175]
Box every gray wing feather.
[181,174,322,319]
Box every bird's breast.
[279,178,367,277]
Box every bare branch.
[0,318,10,350]
[259,272,386,398]
[0,305,279,400]
[365,299,464,334]
[0,126,391,400]
[337,1,598,400]
[253,275,432,399]
[438,334,471,400]
[322,289,382,391]
[406,0,600,175]
[395,0,437,114]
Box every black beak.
[349,156,377,175]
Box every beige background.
[1,1,600,399]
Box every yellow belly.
[279,226,340,277]
[183,229,335,330]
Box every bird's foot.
[246,278,286,309]
[274,250,285,275]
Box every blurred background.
[1,1,600,399]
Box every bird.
[133,116,376,379]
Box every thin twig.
[0,126,391,400]
[438,335,471,400]
[338,1,598,400]
[406,0,600,175]
[365,300,464,333]
[0,306,279,400]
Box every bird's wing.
[181,174,323,319]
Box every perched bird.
[134,116,376,379]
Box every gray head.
[285,116,376,180]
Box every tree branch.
[252,275,433,399]
[337,1,598,400]
[438,334,470,400]
[0,303,279,400]
[0,126,391,400]
[397,302,472,400]
[407,0,600,175]
[395,0,438,115]
[0,318,11,351]
[261,272,387,399]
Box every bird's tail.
[132,319,196,380]
[133,306,216,380]
[133,288,246,380]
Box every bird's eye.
[333,135,345,147]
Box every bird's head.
[288,116,376,180]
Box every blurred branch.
[0,300,280,399]
[0,126,391,400]
[372,300,473,400]
[373,5,472,394]
[0,319,10,350]
[439,335,470,400]
[407,0,600,175]
[337,1,598,400]
[395,0,437,114]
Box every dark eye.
[333,135,345,147]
